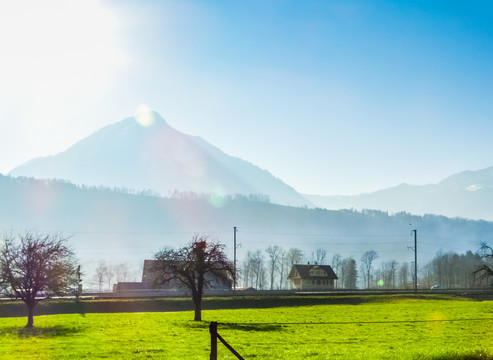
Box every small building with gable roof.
[288,264,338,290]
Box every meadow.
[0,295,492,359]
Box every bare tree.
[241,256,252,288]
[115,262,131,283]
[420,263,434,289]
[374,268,383,288]
[278,250,288,290]
[266,245,282,290]
[106,265,114,291]
[75,265,83,299]
[332,254,342,289]
[311,248,327,265]
[360,250,378,289]
[398,262,409,288]
[94,261,107,292]
[432,250,445,286]
[242,250,267,289]
[342,257,357,289]
[249,250,266,289]
[474,242,493,285]
[379,260,399,288]
[154,236,234,321]
[286,248,303,268]
[388,259,399,288]
[0,233,76,327]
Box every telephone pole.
[233,226,237,291]
[411,229,417,293]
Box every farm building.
[288,264,338,290]
[112,282,149,292]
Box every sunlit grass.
[0,297,492,359]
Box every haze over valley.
[2,112,493,288]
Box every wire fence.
[218,317,493,326]
[209,317,493,359]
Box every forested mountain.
[305,167,493,221]
[1,174,491,276]
[9,111,308,207]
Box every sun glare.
[0,0,126,135]
[135,105,155,127]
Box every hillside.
[1,175,491,272]
[9,111,308,207]
[305,167,493,221]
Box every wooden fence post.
[210,321,218,360]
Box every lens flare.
[378,279,384,287]
[427,312,445,335]
[208,190,228,208]
[135,105,155,127]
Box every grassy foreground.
[0,296,492,359]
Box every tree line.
[1,232,492,328]
[93,261,137,292]
[239,245,493,290]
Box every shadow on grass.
[202,294,437,310]
[0,325,84,338]
[218,323,283,332]
[180,321,282,332]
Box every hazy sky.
[1,0,493,195]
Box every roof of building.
[288,264,338,280]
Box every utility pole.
[411,229,417,293]
[233,226,237,291]
[76,265,82,299]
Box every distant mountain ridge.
[8,111,493,220]
[10,111,308,207]
[1,174,491,270]
[304,167,493,221]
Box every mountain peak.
[9,111,309,207]
[134,110,168,128]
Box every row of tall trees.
[240,245,493,290]
[333,255,358,289]
[421,246,493,289]
[240,247,359,290]
[242,247,313,290]
[358,248,492,289]
[93,261,136,292]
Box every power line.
[242,231,409,238]
[0,227,231,236]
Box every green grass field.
[0,295,492,359]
